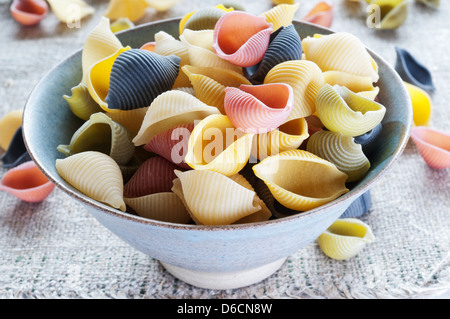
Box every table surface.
[0,0,449,299]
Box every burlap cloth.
[0,0,448,299]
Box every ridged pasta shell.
[317,218,375,260]
[213,11,273,67]
[306,130,370,183]
[110,17,135,33]
[184,114,254,176]
[416,0,440,9]
[322,71,379,100]
[57,112,135,166]
[132,90,221,146]
[124,192,191,224]
[10,0,48,26]
[244,24,303,85]
[253,149,349,211]
[106,107,148,137]
[0,127,31,169]
[340,190,372,219]
[0,161,55,203]
[63,82,103,121]
[105,49,181,111]
[404,82,432,126]
[143,123,194,169]
[56,151,126,211]
[315,84,386,137]
[182,65,251,114]
[301,1,334,28]
[260,3,300,31]
[302,32,379,83]
[251,117,309,160]
[368,0,408,30]
[354,123,382,157]
[145,0,180,12]
[153,31,191,88]
[224,83,294,134]
[0,109,23,151]
[395,47,435,93]
[410,126,450,169]
[264,60,324,120]
[104,0,148,22]
[47,0,94,24]
[182,6,227,32]
[171,169,261,225]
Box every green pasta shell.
[63,82,103,121]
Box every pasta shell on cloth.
[106,107,148,137]
[182,65,251,114]
[318,218,375,260]
[212,11,273,67]
[244,24,303,85]
[224,83,294,134]
[57,112,135,166]
[180,29,243,74]
[394,47,435,94]
[56,151,126,211]
[367,0,408,30]
[322,71,379,101]
[153,31,191,88]
[110,17,135,33]
[104,0,149,22]
[10,0,49,26]
[46,0,94,24]
[416,0,440,9]
[251,117,309,160]
[105,49,181,111]
[0,127,31,169]
[81,17,123,85]
[0,109,23,151]
[132,90,221,146]
[264,60,324,120]
[252,149,349,211]
[410,126,450,169]
[259,3,300,32]
[301,1,334,28]
[306,130,371,183]
[315,84,386,137]
[143,123,194,169]
[63,82,103,121]
[184,114,254,176]
[302,32,379,83]
[0,161,55,203]
[404,82,432,126]
[171,169,261,225]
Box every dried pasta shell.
[106,107,148,137]
[145,0,180,12]
[140,41,155,52]
[143,123,194,169]
[244,24,303,85]
[104,0,148,22]
[368,0,408,30]
[301,1,334,28]
[224,83,294,134]
[315,84,386,137]
[57,112,135,166]
[302,32,379,83]
[184,114,254,176]
[124,192,191,224]
[264,60,324,120]
[0,127,31,169]
[317,218,375,260]
[0,109,23,151]
[395,47,435,93]
[10,0,48,26]
[212,11,273,67]
[416,0,439,9]
[410,126,450,169]
[132,90,221,146]
[182,65,251,114]
[272,0,295,4]
[322,71,379,100]
[182,6,227,31]
[354,122,382,156]
[251,117,309,160]
[56,151,126,211]
[252,149,349,211]
[110,17,135,33]
[63,82,103,121]
[260,3,300,31]
[306,130,370,183]
[0,161,55,203]
[404,82,432,127]
[340,190,372,219]
[105,49,181,111]
[172,169,261,225]
[47,0,94,24]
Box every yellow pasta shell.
[260,3,300,31]
[253,149,349,211]
[106,107,148,137]
[104,0,149,22]
[322,71,379,100]
[0,110,23,151]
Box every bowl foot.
[160,257,287,290]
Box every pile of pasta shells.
[56,4,386,226]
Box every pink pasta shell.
[224,83,294,134]
[301,1,333,28]
[0,160,55,202]
[410,126,450,169]
[213,11,273,67]
[10,0,49,26]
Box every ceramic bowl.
[22,18,412,290]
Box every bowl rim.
[22,17,413,232]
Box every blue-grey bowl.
[22,18,412,289]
